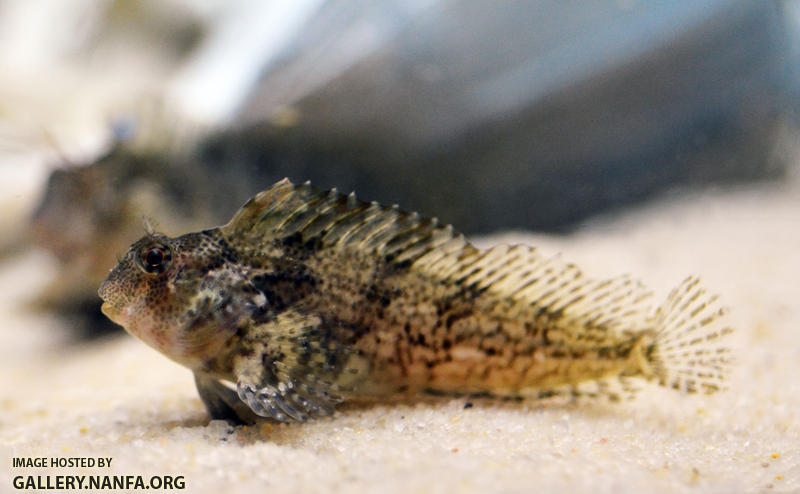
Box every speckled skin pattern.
[99,180,732,423]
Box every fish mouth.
[98,279,118,322]
[97,278,123,320]
[100,301,123,323]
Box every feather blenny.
[98,179,733,423]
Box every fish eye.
[138,244,171,274]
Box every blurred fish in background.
[1,0,797,337]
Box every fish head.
[98,230,243,369]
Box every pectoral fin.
[234,311,369,422]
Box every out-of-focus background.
[2,1,800,492]
[2,0,799,336]
[5,0,798,231]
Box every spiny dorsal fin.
[221,179,465,264]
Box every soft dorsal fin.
[221,179,466,264]
[414,242,654,337]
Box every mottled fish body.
[98,179,732,423]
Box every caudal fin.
[648,277,734,393]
